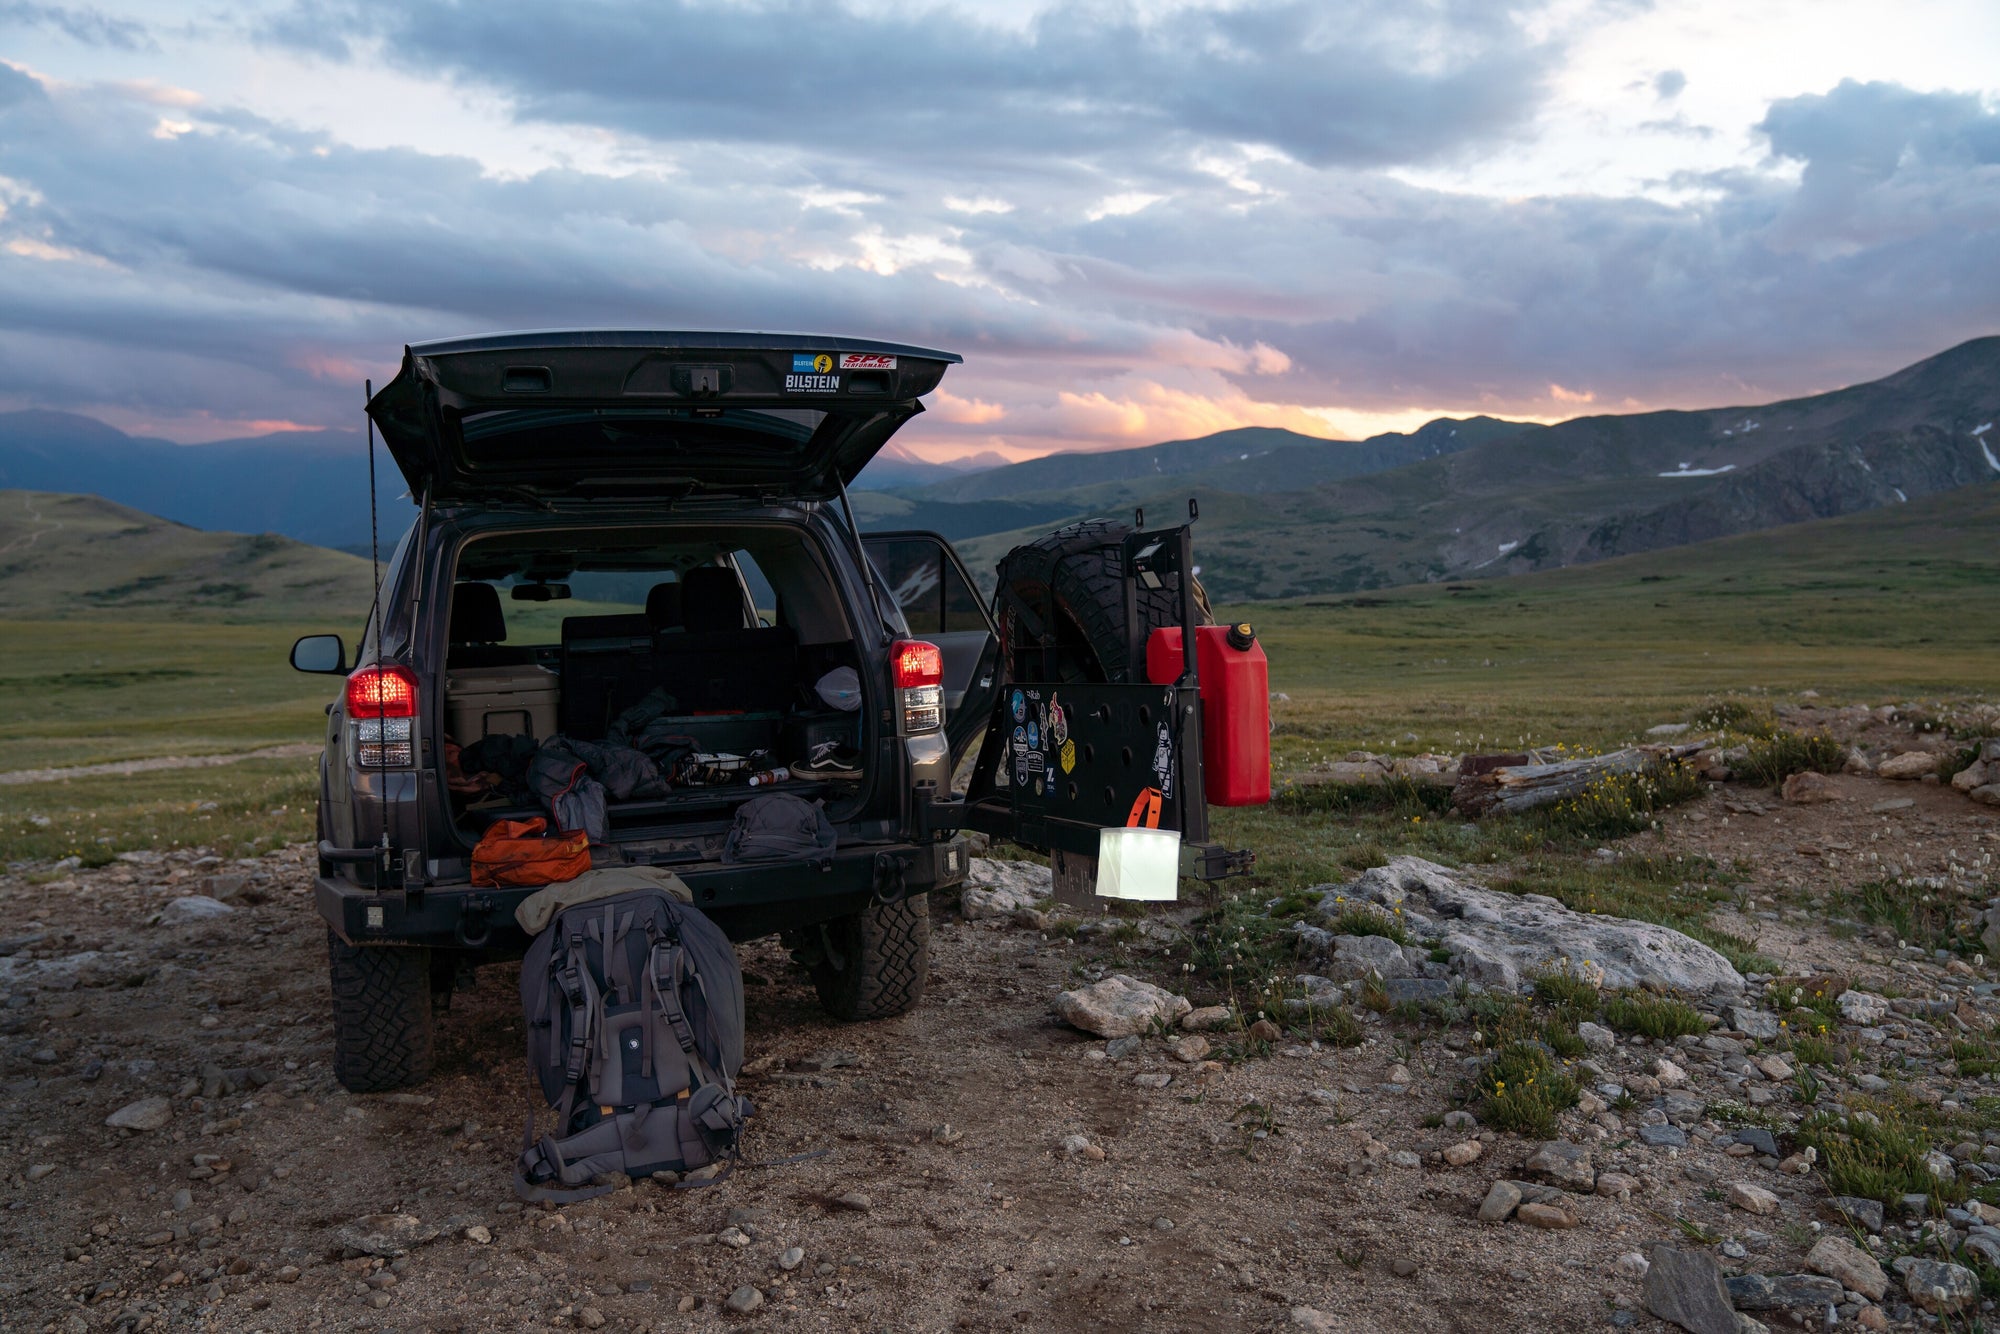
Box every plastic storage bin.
[445,664,560,743]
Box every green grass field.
[2,483,1993,867]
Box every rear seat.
[447,582,536,667]
[558,572,797,735]
[651,567,797,713]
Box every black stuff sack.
[722,792,836,864]
[515,888,751,1200]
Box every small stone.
[1523,1140,1595,1191]
[171,1188,192,1212]
[1653,1057,1688,1088]
[1169,1035,1210,1063]
[718,1226,752,1248]
[1248,1018,1282,1042]
[1443,1141,1482,1167]
[779,1246,804,1271]
[726,1285,764,1314]
[1053,974,1192,1038]
[1386,1150,1420,1169]
[678,1294,698,1313]
[1478,1180,1522,1223]
[1386,1063,1412,1085]
[275,1264,301,1282]
[1059,1133,1101,1160]
[1390,1257,1419,1277]
[1578,1022,1617,1052]
[1807,1236,1887,1301]
[1725,1273,1843,1311]
[1616,1252,1650,1280]
[1837,991,1889,1025]
[1132,1071,1173,1089]
[1831,1198,1884,1236]
[105,1097,173,1132]
[1639,1124,1688,1148]
[1876,751,1938,780]
[1595,1172,1639,1199]
[1753,1054,1792,1081]
[1104,1035,1142,1060]
[1181,1004,1232,1032]
[1515,1202,1576,1229]
[1644,1244,1738,1334]
[1441,1110,1478,1130]
[1902,1259,1978,1315]
[1733,1128,1778,1158]
[578,1307,606,1329]
[1727,1182,1781,1215]
[833,1191,872,1213]
[1855,1306,1889,1332]
[464,1225,491,1244]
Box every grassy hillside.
[949,336,2000,598]
[0,490,378,620]
[1243,479,2000,765]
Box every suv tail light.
[891,640,943,733]
[346,664,418,767]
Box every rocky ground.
[4,732,2000,1333]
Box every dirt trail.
[0,743,322,787]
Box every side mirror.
[291,634,347,674]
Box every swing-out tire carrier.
[315,834,970,954]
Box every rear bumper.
[316,837,969,951]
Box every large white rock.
[1326,857,1745,997]
[1053,974,1191,1038]
[961,858,1051,920]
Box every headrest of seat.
[450,582,506,644]
[645,581,684,631]
[680,567,745,633]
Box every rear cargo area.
[440,524,869,859]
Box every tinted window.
[870,537,986,634]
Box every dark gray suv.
[291,331,1242,1092]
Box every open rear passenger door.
[860,531,1001,769]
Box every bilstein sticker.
[791,353,834,373]
[784,372,840,393]
[838,353,896,370]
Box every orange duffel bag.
[471,817,591,888]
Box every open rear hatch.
[366,331,960,502]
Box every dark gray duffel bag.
[515,887,751,1201]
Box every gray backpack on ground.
[722,792,836,863]
[515,887,751,1201]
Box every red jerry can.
[1145,623,1271,806]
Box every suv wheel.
[326,930,436,1092]
[809,894,929,1021]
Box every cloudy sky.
[1,0,1997,461]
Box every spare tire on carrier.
[994,518,1212,685]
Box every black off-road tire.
[995,518,1212,684]
[327,930,435,1092]
[808,894,930,1021]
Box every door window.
[870,536,986,634]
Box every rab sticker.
[838,353,896,370]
